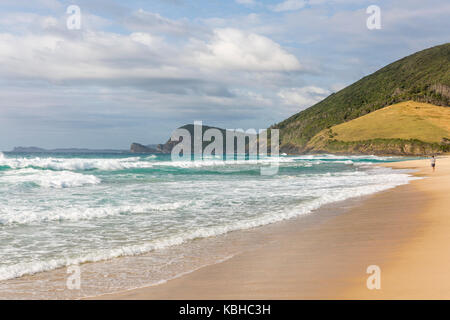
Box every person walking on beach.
[431,155,436,172]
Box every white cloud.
[124,9,196,36]
[190,28,302,72]
[272,0,306,12]
[129,32,164,47]
[0,11,112,34]
[1,0,449,150]
[235,0,256,4]
[278,86,330,109]
[0,32,169,81]
[0,25,302,86]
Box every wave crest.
[0,168,101,188]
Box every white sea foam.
[0,200,192,225]
[0,155,298,170]
[0,165,418,281]
[0,153,394,172]
[290,154,394,161]
[154,157,298,168]
[153,154,394,168]
[0,156,146,171]
[0,151,416,285]
[0,176,415,281]
[0,168,101,188]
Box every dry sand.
[97,156,450,299]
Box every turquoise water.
[0,152,417,284]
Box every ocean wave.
[290,154,395,161]
[0,200,192,225]
[0,156,145,171]
[0,155,296,171]
[0,153,396,172]
[0,168,418,280]
[153,157,297,168]
[0,168,101,188]
[0,152,418,282]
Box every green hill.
[306,101,450,155]
[272,43,450,154]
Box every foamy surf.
[0,153,392,172]
[0,154,294,171]
[0,155,144,171]
[0,200,192,225]
[0,168,101,188]
[0,152,417,288]
[0,172,414,281]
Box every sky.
[0,0,449,150]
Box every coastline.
[0,155,415,299]
[95,156,450,299]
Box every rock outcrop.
[130,143,160,153]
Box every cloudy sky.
[0,0,449,150]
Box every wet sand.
[97,156,449,299]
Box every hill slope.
[273,43,450,153]
[306,101,450,155]
[133,124,259,155]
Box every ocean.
[0,151,418,298]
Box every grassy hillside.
[272,43,450,153]
[306,101,450,155]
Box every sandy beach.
[95,156,450,299]
[1,0,448,305]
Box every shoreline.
[1,156,446,299]
[1,155,409,299]
[95,157,450,299]
[0,165,376,300]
